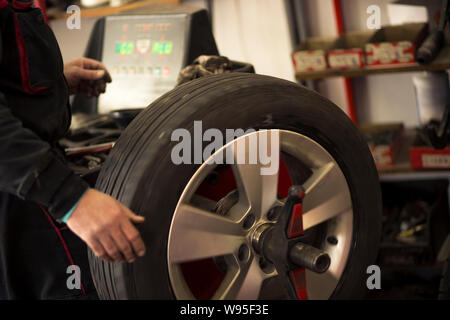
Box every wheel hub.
[250,186,331,286]
[250,223,273,255]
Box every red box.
[328,31,374,70]
[410,148,450,169]
[410,132,450,169]
[365,23,428,67]
[292,37,335,72]
[292,50,328,72]
[360,123,404,168]
[328,49,365,69]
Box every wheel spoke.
[302,162,352,230]
[214,257,265,300]
[169,204,245,263]
[231,131,280,219]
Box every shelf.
[378,128,450,181]
[48,0,180,20]
[295,47,450,80]
[379,170,450,182]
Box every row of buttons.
[112,66,171,76]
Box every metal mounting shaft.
[289,243,331,274]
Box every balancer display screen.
[98,14,187,113]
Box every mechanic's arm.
[0,58,145,263]
[64,57,112,97]
[0,93,145,263]
[65,58,145,263]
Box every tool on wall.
[416,0,450,149]
[417,0,449,64]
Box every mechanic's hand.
[66,188,146,263]
[64,57,112,96]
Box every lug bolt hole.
[243,214,256,230]
[327,236,338,245]
[259,258,275,274]
[267,207,279,221]
[238,244,250,262]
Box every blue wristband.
[61,189,88,223]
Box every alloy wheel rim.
[167,130,353,300]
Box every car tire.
[88,73,382,300]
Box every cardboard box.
[292,37,335,72]
[360,123,404,168]
[328,31,374,70]
[365,23,428,66]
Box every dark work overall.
[0,0,97,299]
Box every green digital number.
[152,41,173,55]
[115,42,134,55]
[164,42,173,54]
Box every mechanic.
[0,0,146,299]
